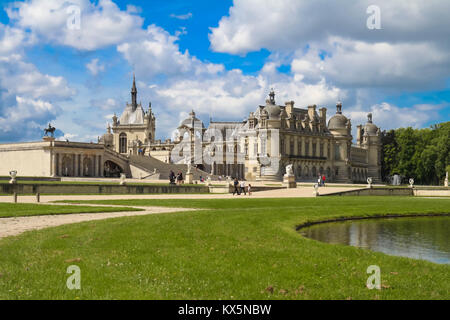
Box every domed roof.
[263,103,281,119]
[328,114,348,130]
[328,102,348,130]
[100,124,114,146]
[364,113,378,135]
[179,110,205,129]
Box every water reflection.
[300,216,450,264]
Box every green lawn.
[0,203,142,218]
[0,197,449,300]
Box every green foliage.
[381,122,450,185]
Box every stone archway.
[104,160,123,178]
[82,156,94,177]
[62,155,73,177]
[304,166,309,179]
[311,166,317,178]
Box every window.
[320,144,324,157]
[305,142,309,156]
[298,141,302,156]
[290,141,294,155]
[119,133,127,154]
[335,144,341,160]
[312,143,317,157]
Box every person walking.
[240,180,247,195]
[248,184,252,196]
[232,178,240,195]
[179,171,184,184]
[322,175,326,187]
[169,170,175,185]
[318,175,322,187]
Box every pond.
[299,216,450,264]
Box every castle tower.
[110,75,156,155]
[363,113,382,183]
[131,73,137,110]
[328,101,353,183]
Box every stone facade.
[0,76,381,183]
[0,139,130,178]
[130,89,382,183]
[100,78,382,183]
[102,74,156,156]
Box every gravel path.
[0,186,362,239]
[0,206,194,239]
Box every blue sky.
[0,0,449,142]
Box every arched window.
[119,133,127,154]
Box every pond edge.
[295,213,450,232]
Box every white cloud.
[347,102,443,131]
[7,0,144,51]
[117,24,224,79]
[209,0,450,54]
[209,0,450,91]
[0,96,59,134]
[0,54,75,101]
[291,38,450,89]
[90,98,119,111]
[86,58,105,76]
[0,20,75,142]
[170,12,193,20]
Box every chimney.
[285,101,295,117]
[319,107,327,123]
[356,125,363,145]
[308,105,316,121]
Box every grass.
[0,196,449,300]
[0,203,142,218]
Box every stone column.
[316,138,321,157]
[51,152,57,177]
[93,155,97,177]
[78,154,81,177]
[309,138,313,157]
[293,137,297,156]
[301,137,305,156]
[74,154,78,177]
[99,155,104,177]
[58,153,63,177]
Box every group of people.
[317,174,326,187]
[169,170,184,185]
[232,178,251,196]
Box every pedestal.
[445,179,448,187]
[283,175,297,189]
[186,173,193,184]
[119,174,127,186]
[43,136,56,142]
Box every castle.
[101,77,382,183]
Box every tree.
[381,122,449,185]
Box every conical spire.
[131,73,137,110]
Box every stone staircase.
[128,155,213,181]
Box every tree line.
[381,121,449,185]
